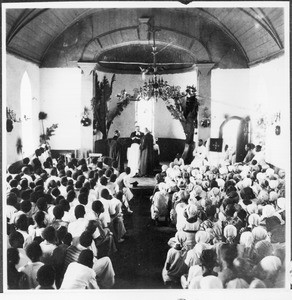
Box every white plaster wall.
[210,68,251,138]
[210,55,289,169]
[249,56,289,169]
[5,54,41,165]
[40,68,82,150]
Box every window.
[20,71,34,156]
[135,98,155,135]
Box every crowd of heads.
[156,157,286,289]
[6,148,132,290]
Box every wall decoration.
[16,137,23,155]
[40,124,58,144]
[91,74,116,139]
[6,107,21,132]
[38,111,48,138]
[80,106,91,127]
[200,106,211,127]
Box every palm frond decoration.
[40,124,58,144]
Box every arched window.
[20,71,34,156]
[135,98,155,135]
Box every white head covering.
[262,204,275,218]
[174,230,187,246]
[254,240,273,259]
[252,226,268,242]
[265,168,274,177]
[193,242,210,260]
[158,182,167,191]
[239,231,253,248]
[249,279,266,288]
[259,256,281,276]
[185,204,198,218]
[161,164,168,172]
[216,178,225,189]
[277,197,285,210]
[269,191,278,202]
[195,231,210,244]
[226,278,249,289]
[256,172,266,182]
[199,276,223,289]
[257,190,269,202]
[242,178,252,188]
[224,224,237,240]
[269,179,279,190]
[248,213,260,227]
[246,203,258,215]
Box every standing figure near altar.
[127,125,144,176]
[109,130,124,172]
[139,128,154,177]
[191,139,208,167]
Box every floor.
[111,182,176,289]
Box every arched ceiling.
[6,7,284,72]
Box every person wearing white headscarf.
[237,231,253,260]
[253,240,273,264]
[150,182,169,222]
[254,255,282,288]
[252,226,269,243]
[162,231,188,286]
[249,278,266,288]
[226,278,249,288]
[188,249,219,289]
[224,224,237,244]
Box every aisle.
[111,188,176,289]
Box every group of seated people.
[6,146,135,290]
[150,150,286,289]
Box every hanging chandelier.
[136,27,170,101]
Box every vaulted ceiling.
[6,7,284,73]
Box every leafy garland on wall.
[39,111,58,145]
[91,74,116,139]
[91,68,199,143]
[160,85,199,144]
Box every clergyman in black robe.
[109,130,124,172]
[139,128,154,177]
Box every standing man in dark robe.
[139,128,154,177]
[109,130,124,172]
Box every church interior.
[4,2,290,292]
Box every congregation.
[6,145,134,290]
[152,144,286,289]
[5,140,286,290]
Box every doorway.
[219,117,249,163]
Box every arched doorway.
[219,116,249,163]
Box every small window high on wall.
[135,98,155,135]
[20,71,34,157]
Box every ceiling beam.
[6,9,48,45]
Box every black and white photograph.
[2,1,291,298]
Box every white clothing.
[67,218,89,238]
[20,261,44,289]
[61,262,99,289]
[127,143,140,175]
[39,241,57,257]
[16,248,31,271]
[6,205,17,221]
